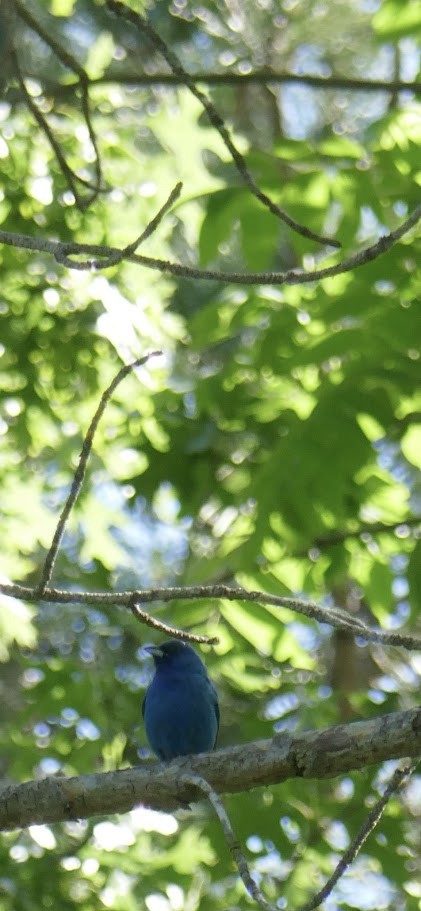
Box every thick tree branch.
[1,708,420,832]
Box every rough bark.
[1,707,420,831]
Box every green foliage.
[0,0,420,909]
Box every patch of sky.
[76,718,101,741]
[264,691,299,720]
[330,860,397,910]
[89,478,190,587]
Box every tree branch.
[92,180,182,268]
[106,0,340,249]
[129,598,218,645]
[14,0,103,206]
[296,514,421,555]
[1,707,420,831]
[27,70,421,97]
[2,580,421,650]
[184,771,276,911]
[15,0,86,78]
[0,201,419,283]
[298,760,418,911]
[186,761,418,911]
[37,352,161,594]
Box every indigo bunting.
[143,639,219,760]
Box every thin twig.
[89,181,182,269]
[13,52,76,201]
[80,82,103,199]
[14,0,103,203]
[15,0,86,78]
[0,201,419,282]
[130,600,218,645]
[129,181,182,247]
[183,761,419,911]
[182,772,275,911]
[105,0,340,250]
[299,514,421,555]
[298,760,419,911]
[13,53,100,207]
[36,352,161,595]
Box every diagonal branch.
[13,52,101,207]
[15,0,86,78]
[37,352,161,595]
[185,761,418,911]
[295,514,421,555]
[105,0,340,249]
[298,760,418,911]
[184,771,275,911]
[14,0,103,205]
[129,599,218,645]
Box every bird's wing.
[142,692,147,719]
[210,679,220,735]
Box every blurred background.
[0,0,420,908]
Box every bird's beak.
[144,645,164,658]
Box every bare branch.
[184,759,419,911]
[3,580,421,651]
[14,0,103,205]
[183,772,274,911]
[296,515,421,555]
[0,201,419,282]
[12,52,101,208]
[105,0,340,249]
[91,181,182,269]
[28,70,421,97]
[37,352,161,595]
[130,600,218,645]
[15,0,86,78]
[80,82,103,197]
[299,760,419,911]
[1,707,420,831]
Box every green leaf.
[401,425,421,469]
[408,539,421,613]
[85,33,116,80]
[0,596,36,659]
[373,0,421,37]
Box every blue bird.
[143,639,219,760]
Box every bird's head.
[144,639,207,674]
